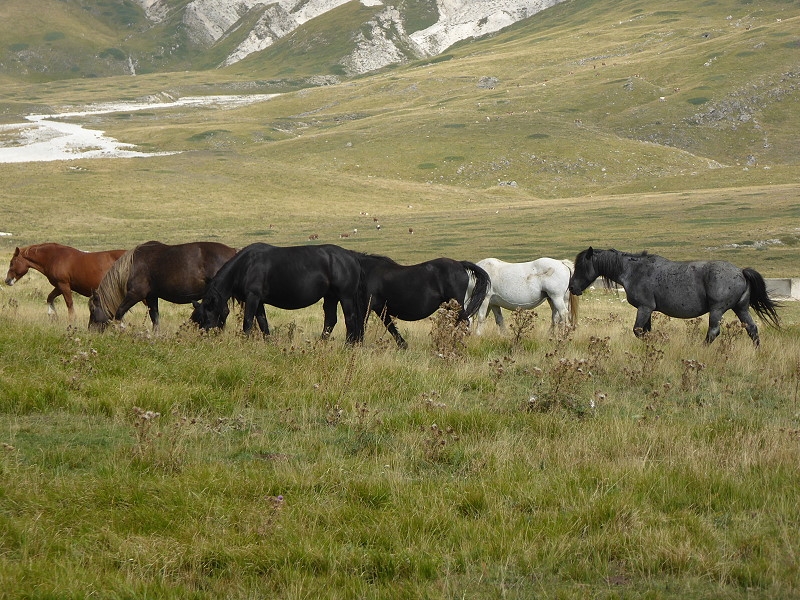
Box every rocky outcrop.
[339,7,425,75]
[133,0,566,74]
[410,0,565,56]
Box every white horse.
[475,257,579,334]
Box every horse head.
[5,247,27,285]
[87,290,111,331]
[190,296,229,331]
[568,247,598,296]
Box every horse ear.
[13,247,20,256]
[587,247,593,257]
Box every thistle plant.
[429,299,469,361]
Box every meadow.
[2,0,800,596]
[2,277,800,598]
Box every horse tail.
[743,267,781,328]
[355,260,370,342]
[460,261,491,319]
[94,248,135,319]
[559,258,579,326]
[568,291,580,326]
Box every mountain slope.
[0,0,567,81]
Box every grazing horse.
[190,243,367,344]
[568,247,780,345]
[88,240,236,331]
[475,257,578,334]
[355,253,490,348]
[5,243,125,319]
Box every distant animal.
[88,240,236,331]
[5,243,125,319]
[190,243,366,343]
[354,253,490,348]
[475,257,578,334]
[568,247,780,345]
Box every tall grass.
[2,283,799,598]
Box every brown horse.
[5,243,126,319]
[88,240,236,331]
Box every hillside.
[0,0,797,227]
[0,0,565,81]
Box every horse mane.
[93,247,136,318]
[354,252,399,267]
[593,249,652,288]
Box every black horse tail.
[460,261,491,320]
[743,267,781,329]
[355,264,370,343]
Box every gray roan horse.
[568,247,780,346]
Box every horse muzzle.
[4,277,15,286]
[568,284,583,296]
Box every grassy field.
[2,0,800,597]
[2,284,800,598]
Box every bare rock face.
[339,7,425,76]
[410,0,565,56]
[132,0,567,75]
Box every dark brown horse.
[5,243,126,319]
[88,240,236,331]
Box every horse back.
[20,243,126,296]
[67,248,127,296]
[129,241,236,303]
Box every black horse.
[88,241,237,331]
[568,247,780,345]
[355,253,491,348]
[190,243,367,343]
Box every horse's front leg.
[242,294,264,336]
[633,306,653,338]
[254,304,269,336]
[114,293,143,323]
[146,296,160,331]
[338,295,365,344]
[321,296,339,340]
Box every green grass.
[2,292,800,598]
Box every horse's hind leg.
[475,298,490,335]
[377,308,407,349]
[46,287,62,318]
[547,296,568,329]
[490,305,505,331]
[733,306,760,347]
